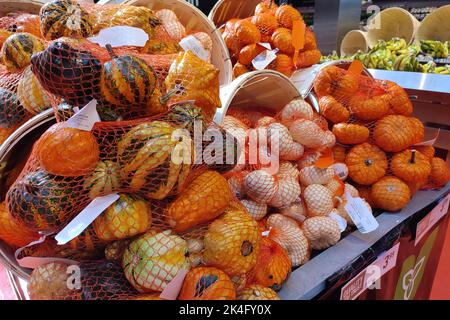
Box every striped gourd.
[17,66,51,114]
[100,45,157,108]
[39,0,94,40]
[1,32,44,72]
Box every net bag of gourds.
[313,65,450,212]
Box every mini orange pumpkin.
[391,149,431,184]
[271,28,294,54]
[238,43,265,65]
[223,31,243,58]
[234,19,261,45]
[348,93,390,121]
[251,13,278,39]
[36,124,100,176]
[14,14,41,38]
[332,123,369,145]
[313,65,346,97]
[374,115,424,152]
[381,80,413,116]
[332,73,359,100]
[332,145,347,163]
[429,157,450,188]
[179,267,236,300]
[271,54,294,77]
[345,143,388,185]
[319,95,350,124]
[371,176,411,211]
[246,237,291,291]
[255,1,278,16]
[275,5,302,29]
[355,185,376,208]
[304,28,318,50]
[295,49,322,69]
[238,285,280,300]
[0,202,39,247]
[414,146,435,161]
[233,62,250,78]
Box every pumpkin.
[179,267,236,300]
[267,122,296,160]
[326,177,345,198]
[244,170,277,204]
[167,171,233,232]
[280,98,314,126]
[414,146,435,161]
[203,204,261,276]
[382,80,413,116]
[348,94,390,121]
[30,39,102,106]
[122,230,191,292]
[117,121,192,199]
[246,237,291,291]
[0,29,12,48]
[234,20,261,45]
[9,14,41,37]
[332,123,370,145]
[17,65,51,115]
[7,170,82,232]
[303,184,334,217]
[36,123,100,176]
[271,54,294,77]
[304,28,318,50]
[332,73,359,100]
[295,49,322,69]
[289,119,326,149]
[223,31,243,58]
[271,28,294,54]
[391,149,431,184]
[277,161,300,180]
[105,239,131,261]
[345,143,388,185]
[251,13,278,39]
[83,161,121,199]
[0,202,39,248]
[93,194,151,242]
[429,157,450,188]
[1,32,44,72]
[319,95,350,124]
[356,185,376,208]
[167,102,206,136]
[268,177,301,208]
[299,166,334,186]
[0,87,29,128]
[105,6,159,37]
[28,262,73,300]
[255,1,278,16]
[40,0,94,40]
[241,199,268,221]
[371,176,411,211]
[141,37,182,55]
[239,285,280,300]
[275,5,302,29]
[238,43,265,66]
[302,216,341,250]
[373,115,424,152]
[233,62,250,78]
[266,215,310,266]
[297,150,322,169]
[100,45,157,108]
[332,145,347,163]
[162,20,186,42]
[313,65,346,97]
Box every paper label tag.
[159,269,189,300]
[332,163,348,181]
[329,211,347,232]
[344,192,379,234]
[15,234,79,269]
[252,49,278,70]
[415,193,450,245]
[55,193,120,245]
[63,99,101,131]
[340,242,400,300]
[413,129,440,147]
[315,148,334,169]
[179,35,209,61]
[258,42,272,50]
[88,26,149,48]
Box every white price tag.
[332,163,348,181]
[252,49,278,70]
[88,26,149,48]
[258,42,272,50]
[329,211,347,232]
[63,99,101,131]
[55,193,120,245]
[344,192,378,234]
[179,36,209,61]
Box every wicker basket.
[366,7,420,48]
[214,69,301,124]
[208,0,262,28]
[416,5,450,42]
[340,30,369,57]
[119,0,233,86]
[0,0,43,16]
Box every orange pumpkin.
[246,237,291,291]
[14,14,41,38]
[223,31,242,58]
[319,95,350,124]
[0,29,12,49]
[271,54,294,77]
[414,146,435,161]
[371,176,411,211]
[332,145,347,163]
[234,19,261,45]
[255,1,278,16]
[0,202,39,247]
[355,185,376,208]
[407,178,428,195]
[36,124,100,176]
[429,157,450,188]
[313,65,346,97]
[332,123,369,145]
[238,43,265,65]
[238,285,280,300]
[391,149,431,184]
[233,62,250,78]
[381,80,413,116]
[275,5,302,29]
[251,13,278,39]
[295,49,322,69]
[179,267,236,300]
[271,28,294,54]
[304,28,317,50]
[348,94,390,121]
[373,115,424,152]
[345,143,388,185]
